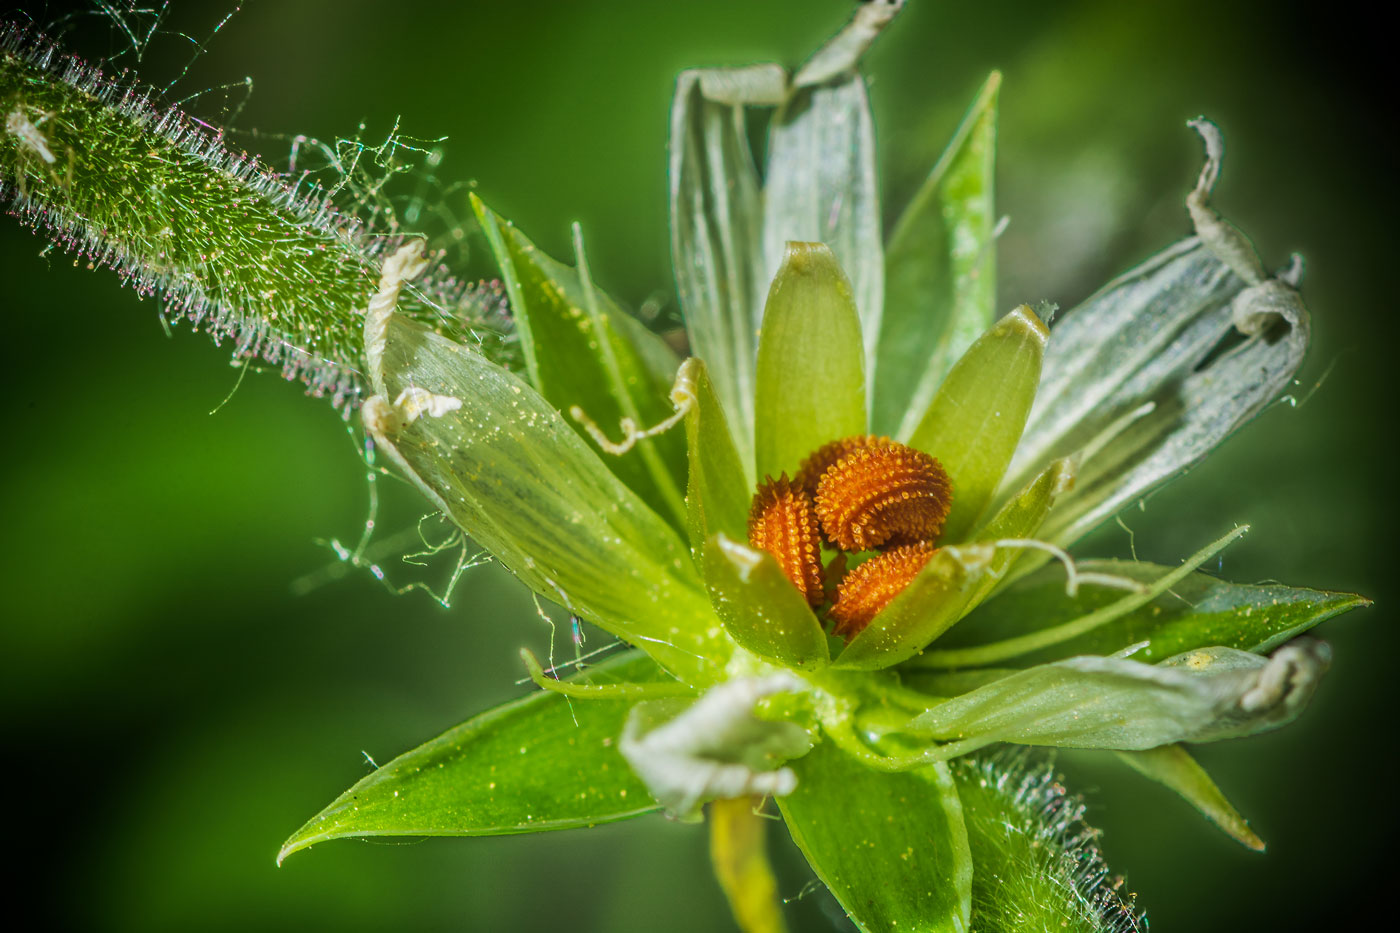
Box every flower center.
[747,435,953,639]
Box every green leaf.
[778,740,972,933]
[366,318,726,685]
[472,197,688,530]
[834,543,995,671]
[876,73,1001,438]
[1001,239,1310,549]
[703,534,830,671]
[679,358,753,559]
[670,66,780,477]
[907,305,1047,542]
[907,641,1331,751]
[278,651,667,863]
[754,242,867,481]
[764,76,883,382]
[1114,744,1264,851]
[931,549,1366,667]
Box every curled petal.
[620,674,814,821]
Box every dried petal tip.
[794,434,893,495]
[748,476,825,606]
[815,441,953,551]
[829,542,935,639]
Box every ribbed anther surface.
[814,440,953,551]
[747,475,825,607]
[794,434,892,496]
[829,541,935,638]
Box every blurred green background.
[2,0,1392,929]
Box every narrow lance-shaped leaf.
[907,642,1331,752]
[670,65,784,477]
[278,651,668,863]
[365,314,725,685]
[704,534,830,671]
[908,305,1047,542]
[1114,744,1265,851]
[778,741,972,933]
[678,358,752,559]
[935,555,1369,667]
[754,242,866,480]
[473,196,688,530]
[877,73,1001,437]
[764,75,884,382]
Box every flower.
[279,5,1368,930]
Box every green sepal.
[703,533,830,671]
[669,65,782,478]
[934,554,1368,667]
[472,195,688,530]
[366,317,725,685]
[278,651,667,863]
[907,642,1331,751]
[907,306,1046,542]
[778,740,972,933]
[763,76,883,382]
[833,543,996,671]
[754,242,867,482]
[877,73,1001,438]
[678,358,752,560]
[1114,744,1265,851]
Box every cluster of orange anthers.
[747,435,953,640]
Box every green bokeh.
[2,0,1391,929]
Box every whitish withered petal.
[363,312,724,685]
[764,75,884,384]
[1001,124,1310,548]
[669,65,780,476]
[907,641,1330,751]
[620,674,813,821]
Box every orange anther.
[829,542,935,639]
[794,434,892,496]
[747,475,825,607]
[814,440,953,552]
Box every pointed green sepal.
[907,641,1331,751]
[365,317,724,685]
[878,73,1001,437]
[703,533,830,671]
[754,242,867,481]
[472,195,688,530]
[678,358,752,560]
[907,305,1047,542]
